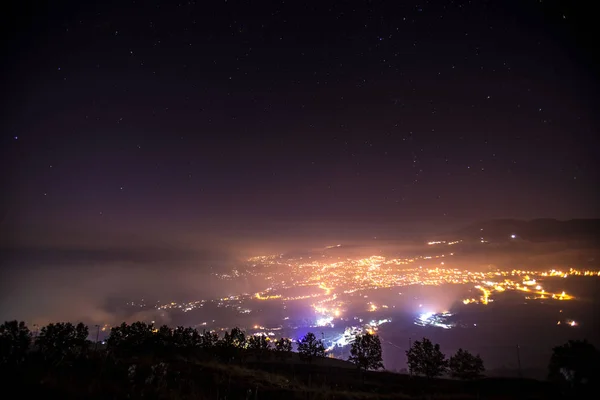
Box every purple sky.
[0,1,598,321]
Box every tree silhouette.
[247,334,270,350]
[548,340,600,393]
[274,337,293,361]
[36,322,89,363]
[275,337,293,352]
[218,327,246,362]
[155,325,173,348]
[448,348,485,380]
[348,332,384,371]
[106,322,155,355]
[297,332,325,363]
[0,320,31,365]
[247,334,271,360]
[406,338,447,379]
[171,326,203,348]
[220,327,246,348]
[200,330,219,349]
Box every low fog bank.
[0,259,245,326]
[0,240,264,325]
[1,222,598,326]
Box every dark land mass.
[5,350,560,400]
[446,219,600,244]
[426,219,600,271]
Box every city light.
[143,250,598,341]
[415,311,454,329]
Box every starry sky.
[1,0,599,264]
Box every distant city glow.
[315,316,334,327]
[418,312,434,322]
[152,254,598,320]
[120,251,598,356]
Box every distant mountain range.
[447,219,600,243]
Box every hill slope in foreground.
[7,352,558,400]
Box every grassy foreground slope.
[5,350,555,400]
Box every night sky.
[2,0,599,265]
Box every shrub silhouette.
[448,348,485,380]
[0,320,31,365]
[548,339,600,394]
[297,332,325,364]
[36,322,89,364]
[348,332,384,371]
[406,337,447,379]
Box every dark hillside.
[3,352,558,400]
[448,219,600,243]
